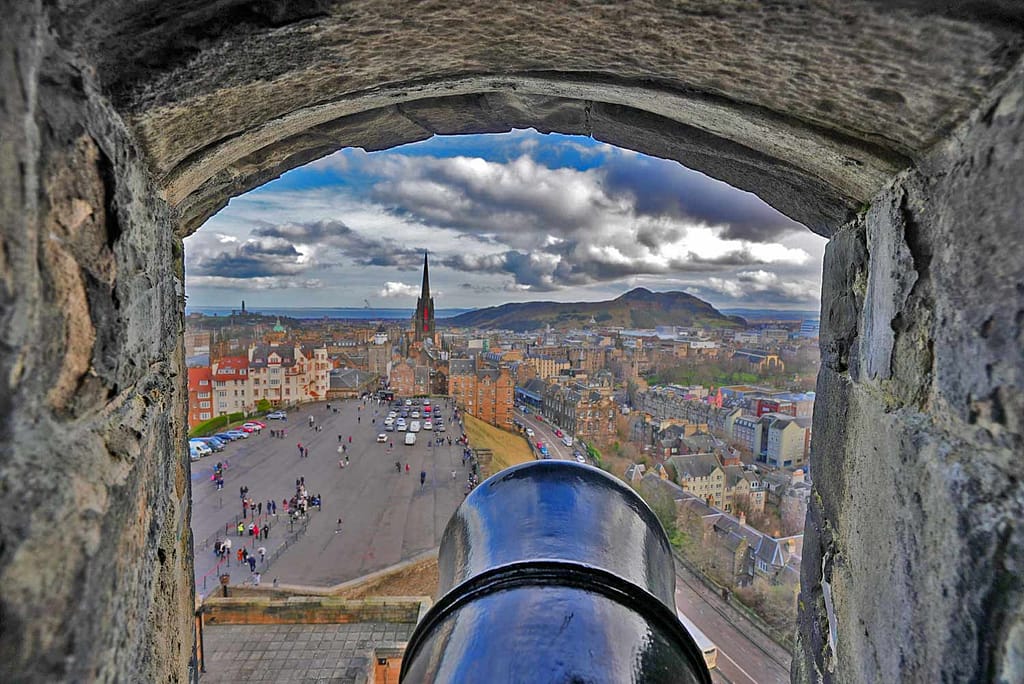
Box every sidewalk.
[194,507,316,596]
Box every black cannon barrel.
[400,460,712,683]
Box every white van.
[562,435,574,447]
[189,439,212,458]
[409,420,421,433]
[404,432,417,446]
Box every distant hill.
[445,288,746,331]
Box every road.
[674,562,792,684]
[190,397,469,592]
[514,407,575,461]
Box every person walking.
[258,546,266,563]
[237,522,244,536]
[405,463,410,473]
[263,524,270,540]
[248,555,256,572]
[335,518,343,534]
[451,469,457,480]
[271,500,277,516]
[420,471,426,488]
[253,571,261,587]
[257,501,262,516]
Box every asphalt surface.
[675,561,792,683]
[190,398,469,590]
[513,407,576,461]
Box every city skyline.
[184,130,827,311]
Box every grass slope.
[463,413,534,472]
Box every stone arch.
[2,3,1023,682]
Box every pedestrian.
[223,538,232,557]
[420,471,426,487]
[296,443,302,457]
[273,577,279,588]
[237,548,244,564]
[300,476,305,487]
[344,456,349,466]
[248,555,256,572]
[253,571,261,586]
[304,447,309,458]
[239,486,245,499]
[257,501,262,516]
[271,500,277,516]
[335,518,343,534]
[262,524,269,540]
[357,416,360,424]
[258,546,266,563]
[451,469,457,480]
[348,435,352,443]
[405,463,410,473]
[338,434,342,443]
[395,461,401,472]
[237,522,244,536]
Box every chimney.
[738,511,746,526]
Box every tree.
[256,398,271,412]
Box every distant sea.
[185,306,475,320]
[720,308,819,322]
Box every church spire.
[413,250,435,343]
[420,250,430,301]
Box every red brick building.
[187,366,213,428]
[448,359,514,428]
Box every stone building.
[542,382,617,444]
[447,359,514,428]
[666,453,726,508]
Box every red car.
[535,414,543,421]
[555,429,564,438]
[536,441,545,450]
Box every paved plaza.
[191,398,469,592]
[200,623,413,683]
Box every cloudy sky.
[184,130,825,311]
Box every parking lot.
[190,397,470,591]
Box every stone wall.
[799,64,1024,683]
[1,3,1022,683]
[0,5,193,682]
[202,596,425,626]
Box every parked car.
[554,429,564,438]
[189,440,212,458]
[411,411,421,419]
[424,420,433,431]
[377,433,387,443]
[197,436,225,451]
[189,444,203,461]
[266,411,287,420]
[526,428,535,438]
[405,432,417,446]
[437,422,446,432]
[248,420,267,429]
[225,429,247,440]
[242,422,262,432]
[385,423,395,432]
[215,432,237,442]
[575,454,586,464]
[562,435,574,447]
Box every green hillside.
[445,288,745,331]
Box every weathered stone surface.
[0,5,193,683]
[1,2,1022,683]
[53,1,1024,239]
[799,63,1024,683]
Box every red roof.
[187,366,212,391]
[213,356,249,380]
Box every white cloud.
[379,282,420,298]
